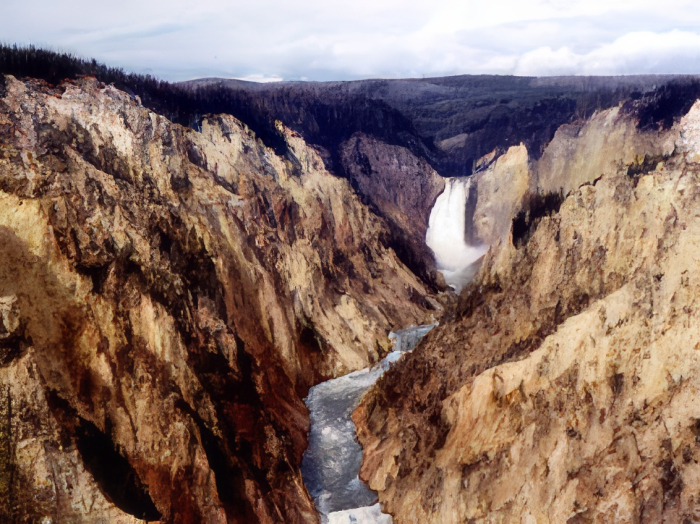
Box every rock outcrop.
[338,133,445,283]
[0,75,439,523]
[355,102,700,523]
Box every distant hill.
[180,74,700,177]
[2,45,699,179]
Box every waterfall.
[426,177,487,292]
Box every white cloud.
[233,74,284,83]
[2,0,700,80]
[514,46,582,76]
[514,30,700,75]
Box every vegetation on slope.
[0,44,291,157]
[5,45,700,181]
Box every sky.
[3,0,700,82]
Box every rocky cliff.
[180,75,700,287]
[5,48,700,524]
[0,75,439,523]
[355,100,700,522]
[337,133,445,283]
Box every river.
[301,324,436,523]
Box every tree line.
[0,44,289,155]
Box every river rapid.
[301,324,436,523]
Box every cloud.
[2,0,700,80]
[64,21,192,45]
[514,30,700,75]
[233,74,284,83]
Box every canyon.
[355,100,700,523]
[2,53,700,523]
[0,74,438,523]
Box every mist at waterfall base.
[426,178,488,292]
[301,325,436,524]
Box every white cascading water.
[426,177,487,292]
[299,178,484,522]
[301,324,436,524]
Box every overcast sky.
[4,0,700,82]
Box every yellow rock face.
[472,144,531,245]
[0,76,439,523]
[356,102,700,523]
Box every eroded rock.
[339,133,445,285]
[0,75,439,524]
[355,102,700,523]
[0,296,19,339]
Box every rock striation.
[6,54,700,524]
[355,102,700,523]
[338,133,445,284]
[0,75,439,523]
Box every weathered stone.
[0,75,439,524]
[338,132,445,285]
[355,102,700,524]
[0,296,19,340]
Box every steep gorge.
[4,54,700,524]
[355,98,700,523]
[0,75,439,523]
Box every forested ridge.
[0,44,291,156]
[4,44,700,179]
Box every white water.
[426,177,487,292]
[301,324,436,523]
[328,504,392,524]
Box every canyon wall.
[181,76,700,287]
[355,103,700,523]
[3,58,700,524]
[0,75,439,523]
[338,133,445,283]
